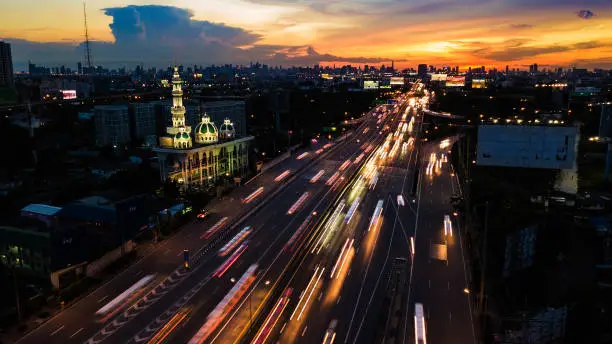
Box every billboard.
[476,125,578,169]
[61,90,77,100]
[445,76,465,87]
[472,79,486,89]
[363,81,379,90]
[390,77,405,85]
[431,73,447,81]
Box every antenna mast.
[83,0,93,73]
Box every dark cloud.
[508,24,534,29]
[103,6,261,46]
[476,39,608,61]
[576,9,595,19]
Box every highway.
[222,95,423,344]
[407,137,476,344]
[16,87,405,344]
[221,87,476,344]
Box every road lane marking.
[70,328,83,338]
[50,325,64,336]
[448,281,451,290]
[176,251,183,257]
[301,325,308,336]
[428,280,431,289]
[97,295,108,303]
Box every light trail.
[368,200,384,232]
[287,192,311,215]
[188,265,258,344]
[344,197,361,225]
[251,288,293,344]
[200,217,229,240]
[218,226,252,256]
[290,266,326,322]
[326,172,340,186]
[242,187,264,204]
[284,215,313,253]
[330,238,354,279]
[95,274,156,323]
[147,308,190,344]
[353,153,365,165]
[312,201,345,254]
[310,170,326,183]
[213,243,248,278]
[338,159,351,172]
[274,170,292,182]
[296,152,310,160]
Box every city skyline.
[1,0,611,70]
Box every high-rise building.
[94,105,131,147]
[130,102,157,140]
[77,62,83,75]
[0,41,14,88]
[202,101,247,138]
[417,64,427,76]
[505,65,509,73]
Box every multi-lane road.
[16,83,476,344]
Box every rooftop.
[21,203,62,216]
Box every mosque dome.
[194,113,218,144]
[173,126,192,149]
[219,118,236,140]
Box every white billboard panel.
[477,125,578,169]
[390,77,405,85]
[363,80,379,90]
[431,74,447,81]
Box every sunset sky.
[1,0,611,70]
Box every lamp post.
[8,253,22,321]
[472,201,489,340]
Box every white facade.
[94,105,130,147]
[476,124,578,170]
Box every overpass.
[423,109,464,119]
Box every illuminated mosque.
[154,67,253,189]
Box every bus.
[414,303,427,344]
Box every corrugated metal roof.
[21,204,62,216]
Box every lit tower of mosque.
[165,66,192,149]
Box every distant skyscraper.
[417,64,427,76]
[94,105,131,147]
[77,62,83,75]
[505,65,509,73]
[0,41,14,88]
[533,63,538,73]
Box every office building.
[94,105,131,147]
[0,41,14,88]
[202,100,247,138]
[417,64,427,77]
[130,102,157,140]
